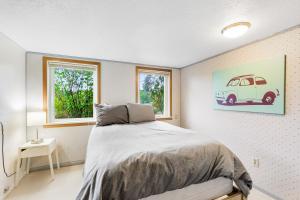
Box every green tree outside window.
[139,73,165,115]
[54,67,94,119]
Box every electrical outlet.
[3,186,9,194]
[253,158,260,168]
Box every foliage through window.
[136,67,172,118]
[53,68,94,119]
[44,57,100,125]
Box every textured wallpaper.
[181,27,300,200]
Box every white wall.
[0,33,26,198]
[26,52,181,168]
[181,27,300,200]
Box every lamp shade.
[27,112,46,126]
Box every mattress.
[141,177,233,200]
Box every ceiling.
[0,0,300,68]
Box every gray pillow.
[95,104,129,126]
[126,103,155,123]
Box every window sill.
[156,117,173,121]
[43,121,96,128]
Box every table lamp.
[27,112,46,144]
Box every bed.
[77,121,252,200]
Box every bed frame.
[218,187,246,200]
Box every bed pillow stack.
[95,103,155,126]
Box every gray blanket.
[77,121,252,200]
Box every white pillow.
[126,103,155,123]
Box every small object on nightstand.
[15,138,60,185]
[27,112,46,144]
[30,138,44,144]
[30,128,44,144]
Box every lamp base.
[30,138,44,144]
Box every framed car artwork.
[213,56,286,115]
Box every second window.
[136,66,172,118]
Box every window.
[227,79,240,86]
[255,77,267,85]
[240,78,254,86]
[136,66,172,119]
[43,57,101,127]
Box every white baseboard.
[29,160,84,172]
[252,185,283,200]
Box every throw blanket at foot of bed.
[76,121,252,200]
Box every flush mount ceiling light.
[221,22,251,38]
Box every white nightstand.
[16,138,60,184]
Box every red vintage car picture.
[215,74,280,106]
